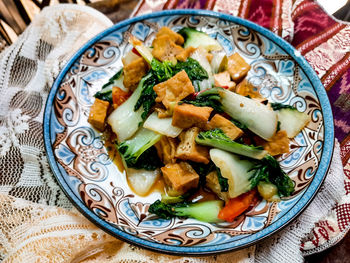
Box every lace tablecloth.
[0,1,349,262]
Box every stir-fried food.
[88,26,310,223]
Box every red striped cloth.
[133,0,350,253]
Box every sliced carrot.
[218,189,257,222]
[112,87,131,108]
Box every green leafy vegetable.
[276,121,281,132]
[189,161,215,186]
[134,73,158,121]
[270,102,296,111]
[181,87,223,112]
[148,200,224,222]
[178,27,222,51]
[173,58,208,81]
[150,59,174,82]
[126,146,162,170]
[249,155,294,197]
[216,167,228,192]
[196,128,268,160]
[219,88,278,140]
[150,57,208,82]
[94,69,123,103]
[161,194,185,204]
[118,127,162,170]
[231,119,248,130]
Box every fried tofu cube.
[88,98,109,131]
[227,53,251,81]
[153,27,184,45]
[214,71,236,90]
[153,70,195,111]
[176,46,196,62]
[154,136,177,164]
[172,103,213,129]
[262,130,290,156]
[152,35,184,63]
[161,162,199,194]
[235,78,263,99]
[175,127,210,164]
[205,114,243,140]
[206,171,229,201]
[123,57,148,91]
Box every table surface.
[90,1,349,261]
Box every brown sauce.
[103,129,125,173]
[189,187,220,203]
[138,177,166,197]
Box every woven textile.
[0,0,348,262]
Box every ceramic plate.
[44,10,334,255]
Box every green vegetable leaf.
[148,200,176,219]
[161,194,185,204]
[196,128,266,159]
[124,146,162,170]
[216,167,228,192]
[271,102,296,111]
[150,59,174,82]
[189,161,215,186]
[249,155,294,197]
[182,87,223,112]
[231,119,248,130]
[117,127,162,170]
[276,121,281,132]
[134,73,158,120]
[148,200,224,222]
[94,69,123,103]
[174,57,208,81]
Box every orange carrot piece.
[218,189,257,222]
[112,87,131,107]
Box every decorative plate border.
[43,9,334,255]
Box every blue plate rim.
[43,9,334,255]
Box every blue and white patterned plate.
[43,10,334,255]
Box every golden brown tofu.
[88,98,109,131]
[154,136,177,164]
[206,171,229,201]
[176,46,196,62]
[175,127,210,164]
[205,114,243,140]
[235,78,263,99]
[227,53,251,81]
[123,57,148,91]
[161,162,199,195]
[153,70,194,111]
[214,71,236,90]
[152,35,184,63]
[172,103,213,129]
[262,130,290,156]
[153,26,184,45]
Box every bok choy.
[219,88,278,140]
